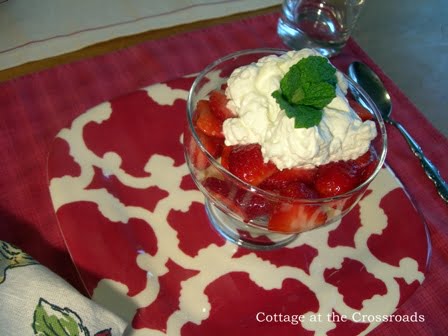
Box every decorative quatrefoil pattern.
[48,76,429,336]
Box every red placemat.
[46,74,429,336]
[0,12,447,335]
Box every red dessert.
[187,90,379,233]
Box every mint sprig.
[272,55,337,128]
[272,91,323,128]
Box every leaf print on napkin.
[32,299,114,336]
[0,240,38,284]
[33,298,90,336]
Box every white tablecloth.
[0,0,279,70]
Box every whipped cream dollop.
[222,49,377,170]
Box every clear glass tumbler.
[277,0,365,57]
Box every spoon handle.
[389,119,448,202]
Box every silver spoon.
[348,61,448,203]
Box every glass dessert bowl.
[184,48,387,250]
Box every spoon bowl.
[348,61,448,202]
[348,62,393,120]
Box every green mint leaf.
[33,298,90,336]
[290,87,305,105]
[282,56,337,106]
[280,63,302,102]
[297,81,336,108]
[272,90,297,119]
[296,56,337,87]
[273,55,337,128]
[272,91,323,129]
[293,105,323,128]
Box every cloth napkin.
[0,240,128,336]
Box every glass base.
[205,199,298,250]
[277,18,343,58]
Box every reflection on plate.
[48,76,430,336]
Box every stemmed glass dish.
[184,48,387,250]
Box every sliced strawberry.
[277,181,319,199]
[359,158,379,183]
[315,161,358,197]
[209,90,235,120]
[268,203,327,233]
[349,146,379,183]
[195,99,224,138]
[348,98,374,121]
[227,144,279,186]
[234,189,273,221]
[203,177,232,197]
[205,173,274,220]
[203,177,272,221]
[352,147,374,170]
[220,144,234,171]
[203,177,243,216]
[266,180,325,233]
[186,128,223,170]
[259,167,317,191]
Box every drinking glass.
[277,0,365,57]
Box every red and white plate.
[48,76,430,336]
